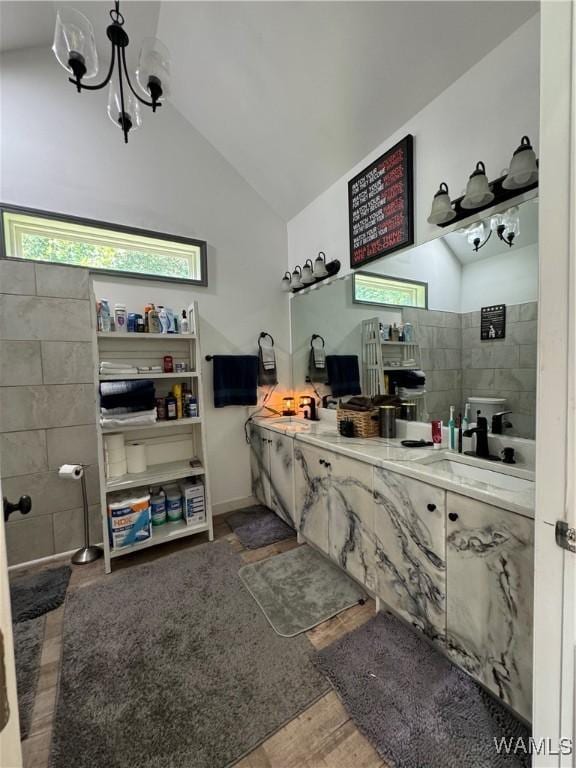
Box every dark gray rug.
[314,611,530,768]
[50,540,329,768]
[10,566,71,623]
[14,616,45,739]
[227,505,294,549]
[239,545,366,637]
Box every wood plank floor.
[16,514,386,768]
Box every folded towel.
[101,405,155,416]
[99,380,155,397]
[258,343,278,387]
[101,409,157,428]
[326,355,361,398]
[313,346,326,369]
[308,349,328,384]
[212,355,258,407]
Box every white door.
[0,472,23,768]
[532,1,575,765]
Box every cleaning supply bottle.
[448,406,456,451]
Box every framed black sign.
[481,304,506,340]
[348,134,414,269]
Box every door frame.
[532,1,575,764]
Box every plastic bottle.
[150,489,167,526]
[98,299,111,333]
[165,485,183,523]
[462,403,471,432]
[166,394,177,420]
[180,310,189,334]
[148,307,162,334]
[158,306,169,334]
[172,383,183,419]
[114,303,127,333]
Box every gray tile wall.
[402,301,537,438]
[401,307,462,423]
[0,261,99,566]
[461,302,538,439]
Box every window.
[1,206,207,285]
[352,271,427,309]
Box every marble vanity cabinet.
[249,424,296,527]
[445,492,534,721]
[373,468,447,643]
[294,442,376,590]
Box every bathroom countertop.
[253,416,535,519]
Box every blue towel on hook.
[213,355,259,407]
[326,355,361,398]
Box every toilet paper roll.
[104,434,125,453]
[58,464,84,481]
[126,443,147,475]
[105,446,127,464]
[106,459,127,479]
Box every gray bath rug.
[50,540,329,768]
[10,565,71,623]
[314,611,530,768]
[227,505,294,549]
[239,545,366,637]
[14,616,46,739]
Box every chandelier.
[52,1,171,143]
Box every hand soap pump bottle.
[448,406,456,451]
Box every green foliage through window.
[2,210,206,284]
[353,272,427,308]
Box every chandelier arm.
[69,43,116,92]
[120,46,159,109]
[116,43,129,143]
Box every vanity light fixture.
[502,136,538,190]
[427,183,456,225]
[461,162,495,210]
[52,1,171,144]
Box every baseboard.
[8,542,105,573]
[212,495,257,517]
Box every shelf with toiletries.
[99,372,200,381]
[97,332,197,340]
[93,294,214,573]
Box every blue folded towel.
[326,355,361,398]
[213,355,259,407]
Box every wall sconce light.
[301,259,316,285]
[428,136,538,229]
[502,136,538,190]
[282,396,296,416]
[461,162,495,210]
[427,183,456,225]
[461,206,521,252]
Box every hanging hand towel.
[258,335,278,386]
[213,355,259,407]
[308,335,328,383]
[326,355,361,398]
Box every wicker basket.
[337,407,380,438]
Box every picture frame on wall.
[348,134,414,269]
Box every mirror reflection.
[291,197,538,439]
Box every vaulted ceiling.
[1,1,539,220]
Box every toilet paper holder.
[58,464,103,566]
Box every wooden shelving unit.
[91,296,213,573]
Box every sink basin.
[416,455,534,493]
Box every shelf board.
[101,417,202,434]
[99,372,199,381]
[105,459,204,493]
[97,332,196,340]
[109,519,209,559]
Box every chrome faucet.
[491,410,513,434]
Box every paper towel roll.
[126,443,147,474]
[59,464,84,481]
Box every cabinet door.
[446,492,533,721]
[249,424,271,508]
[326,452,376,591]
[293,443,329,553]
[373,468,446,643]
[268,431,296,529]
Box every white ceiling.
[1,1,538,221]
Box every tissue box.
[180,481,206,525]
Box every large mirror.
[291,197,538,439]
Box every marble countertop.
[253,416,535,519]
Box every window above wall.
[1,206,208,286]
[352,271,427,309]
